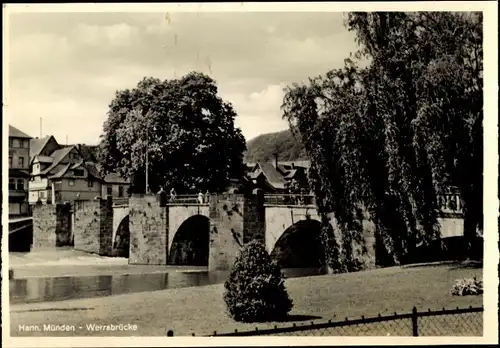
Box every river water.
[9,267,325,305]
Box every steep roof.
[255,161,286,190]
[48,161,104,181]
[40,146,75,175]
[70,160,85,169]
[30,136,55,158]
[85,162,104,181]
[49,163,72,179]
[284,169,298,179]
[9,125,31,139]
[34,155,54,164]
[279,160,311,169]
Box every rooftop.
[9,125,31,139]
[30,136,55,158]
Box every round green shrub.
[223,240,293,322]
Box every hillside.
[245,129,308,163]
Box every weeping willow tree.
[282,12,483,270]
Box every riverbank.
[10,263,483,337]
[9,249,206,278]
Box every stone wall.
[208,194,246,271]
[73,198,113,255]
[207,192,269,271]
[128,194,167,265]
[264,205,321,253]
[32,202,71,249]
[242,190,265,244]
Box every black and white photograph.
[2,2,498,346]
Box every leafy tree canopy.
[282,12,482,266]
[99,72,247,193]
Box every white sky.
[5,10,358,144]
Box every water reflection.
[10,268,324,305]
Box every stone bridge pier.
[128,191,265,271]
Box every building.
[8,125,32,216]
[245,158,310,193]
[29,135,130,204]
[29,136,104,204]
[102,173,131,199]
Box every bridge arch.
[168,214,210,266]
[270,219,325,268]
[113,215,129,257]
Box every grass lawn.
[9,263,482,337]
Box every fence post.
[411,306,419,337]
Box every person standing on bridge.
[170,188,177,202]
[204,190,210,203]
[198,191,204,204]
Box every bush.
[223,240,293,322]
[449,277,483,296]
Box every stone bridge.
[31,191,466,271]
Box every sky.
[6,9,359,145]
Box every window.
[40,191,46,199]
[17,179,24,191]
[88,179,93,188]
[9,139,13,147]
[118,186,124,197]
[23,139,29,148]
[9,157,12,168]
[73,169,84,176]
[18,157,24,168]
[68,179,75,187]
[12,139,20,148]
[107,185,113,195]
[9,179,15,190]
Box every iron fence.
[264,194,316,206]
[166,306,483,337]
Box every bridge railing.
[169,194,208,204]
[264,194,316,206]
[263,193,463,213]
[107,192,462,212]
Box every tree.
[282,12,483,267]
[223,240,293,322]
[98,72,247,193]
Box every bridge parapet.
[112,198,129,206]
[168,194,210,205]
[264,193,463,214]
[263,194,316,207]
